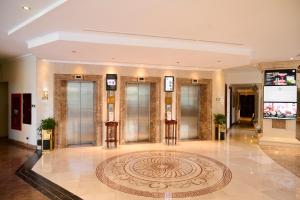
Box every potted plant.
[37,117,56,150]
[214,114,226,140]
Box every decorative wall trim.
[28,31,252,56]
[259,60,300,70]
[42,59,217,71]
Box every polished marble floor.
[32,132,300,200]
[0,138,47,200]
[2,121,300,200]
[261,144,300,178]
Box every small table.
[165,119,177,145]
[105,121,118,148]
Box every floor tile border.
[15,150,82,200]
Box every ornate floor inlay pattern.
[96,150,232,198]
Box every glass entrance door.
[125,83,150,142]
[67,81,95,145]
[180,85,200,139]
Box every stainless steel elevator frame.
[66,81,95,146]
[125,83,151,142]
[179,85,200,139]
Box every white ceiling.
[0,0,300,70]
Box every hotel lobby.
[0,1,300,199]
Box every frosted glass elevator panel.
[180,85,200,139]
[125,84,139,142]
[80,83,94,144]
[67,82,81,145]
[137,84,150,141]
[125,83,150,142]
[67,82,95,146]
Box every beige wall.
[0,55,37,145]
[224,69,262,84]
[37,59,222,144]
[0,82,8,137]
[212,70,225,114]
[211,70,225,137]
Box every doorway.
[66,81,95,146]
[240,95,255,117]
[227,84,260,143]
[180,85,200,139]
[125,83,150,142]
[0,82,8,138]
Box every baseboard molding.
[8,138,36,150]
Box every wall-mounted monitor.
[264,86,297,102]
[106,74,117,91]
[263,102,297,120]
[264,69,296,86]
[164,76,174,92]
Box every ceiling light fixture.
[22,6,31,11]
[290,57,294,60]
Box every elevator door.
[125,83,150,142]
[180,85,200,139]
[67,82,95,145]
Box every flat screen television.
[106,74,117,91]
[263,102,297,119]
[264,86,297,102]
[264,69,296,86]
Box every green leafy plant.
[214,114,226,125]
[37,117,56,132]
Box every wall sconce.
[42,88,48,100]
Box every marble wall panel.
[54,74,103,148]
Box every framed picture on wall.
[11,94,22,130]
[164,76,174,92]
[23,93,32,124]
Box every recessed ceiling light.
[22,6,31,11]
[290,57,294,60]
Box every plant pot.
[215,124,226,140]
[41,129,53,151]
[215,125,219,140]
[220,132,225,140]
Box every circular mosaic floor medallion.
[96,150,232,198]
